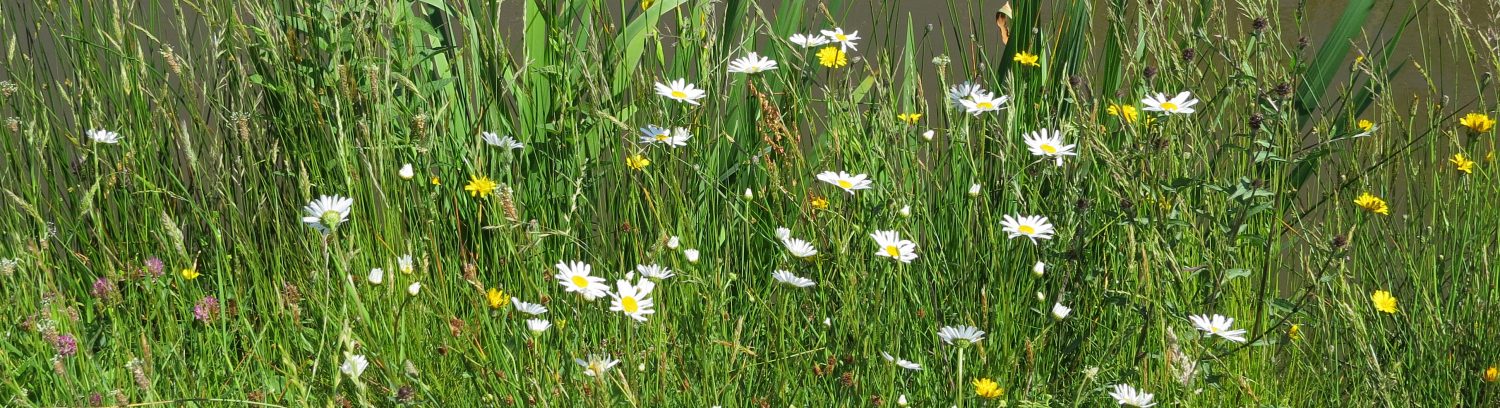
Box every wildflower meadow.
[3,0,1500,406]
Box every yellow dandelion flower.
[897,113,922,125]
[1451,153,1476,174]
[1353,192,1389,215]
[1014,51,1040,67]
[1484,366,1498,383]
[1107,104,1140,124]
[626,154,651,170]
[486,288,509,309]
[464,175,498,198]
[810,196,829,210]
[431,176,442,186]
[181,267,200,280]
[1288,324,1302,341]
[1357,119,1374,133]
[817,46,847,68]
[972,378,1004,399]
[1371,290,1398,314]
[1460,112,1495,133]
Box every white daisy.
[819,27,861,51]
[301,195,353,235]
[654,79,706,105]
[575,354,620,377]
[609,277,656,322]
[526,318,552,333]
[968,183,982,197]
[683,249,700,263]
[1141,91,1199,115]
[636,264,675,280]
[1109,384,1157,407]
[1051,303,1072,320]
[727,52,778,74]
[771,270,815,288]
[880,351,922,371]
[87,129,121,144]
[554,261,608,301]
[1000,214,1055,243]
[961,92,1009,116]
[921,129,936,141]
[816,171,872,194]
[1023,129,1077,166]
[398,254,414,274]
[511,298,548,316]
[775,227,793,241]
[783,237,818,258]
[937,325,986,346]
[340,354,368,379]
[481,132,524,150]
[407,282,421,296]
[638,125,691,147]
[366,268,383,285]
[947,81,985,107]
[1189,314,1248,343]
[788,33,831,47]
[870,230,918,263]
[666,236,681,249]
[398,163,415,179]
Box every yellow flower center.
[835,33,847,41]
[570,276,589,288]
[1160,102,1178,111]
[884,245,901,257]
[656,133,669,141]
[976,101,994,110]
[622,296,639,313]
[670,90,687,99]
[1018,225,1036,234]
[1040,144,1057,154]
[837,180,853,189]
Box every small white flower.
[937,325,985,346]
[1023,129,1078,166]
[555,261,608,301]
[898,205,911,218]
[683,249,700,263]
[666,236,681,249]
[819,27,861,51]
[481,132,524,150]
[771,270,815,288]
[406,282,421,296]
[922,129,936,141]
[823,317,832,326]
[1051,303,1072,320]
[816,171,872,194]
[638,125,691,147]
[871,230,918,263]
[1189,314,1248,343]
[511,298,549,316]
[525,319,551,333]
[1109,384,1157,407]
[775,227,793,241]
[575,354,620,377]
[367,268,384,285]
[301,195,354,235]
[961,92,1009,116]
[743,188,754,200]
[655,79,706,105]
[1032,261,1046,277]
[968,183,982,197]
[783,237,818,258]
[1141,91,1199,115]
[87,129,121,144]
[340,354,369,379]
[398,163,415,179]
[636,264,675,280]
[398,254,414,274]
[1001,214,1056,243]
[898,395,908,406]
[789,33,831,47]
[727,52,779,74]
[880,351,922,371]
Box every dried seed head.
[1143,66,1158,81]
[1252,17,1269,32]
[1181,48,1196,63]
[160,45,182,75]
[1274,82,1293,98]
[412,114,428,139]
[1249,113,1264,131]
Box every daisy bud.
[1035,291,1046,302]
[898,395,908,406]
[968,183,982,197]
[922,129,935,141]
[823,317,832,326]
[683,249,700,263]
[407,282,422,296]
[1032,261,1046,277]
[742,188,754,201]
[398,163,415,179]
[667,236,681,249]
[898,205,911,218]
[1051,303,1072,320]
[367,268,384,285]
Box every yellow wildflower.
[1353,192,1389,215]
[1451,153,1476,174]
[464,175,498,198]
[1107,104,1140,124]
[1014,51,1040,67]
[431,176,442,185]
[1288,324,1302,341]
[1460,112,1495,133]
[626,154,651,170]
[486,288,509,309]
[972,378,1003,399]
[1484,366,1498,383]
[181,267,200,280]
[897,113,922,125]
[810,196,829,210]
[817,46,847,68]
[1371,290,1398,314]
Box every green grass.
[2,0,1499,406]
